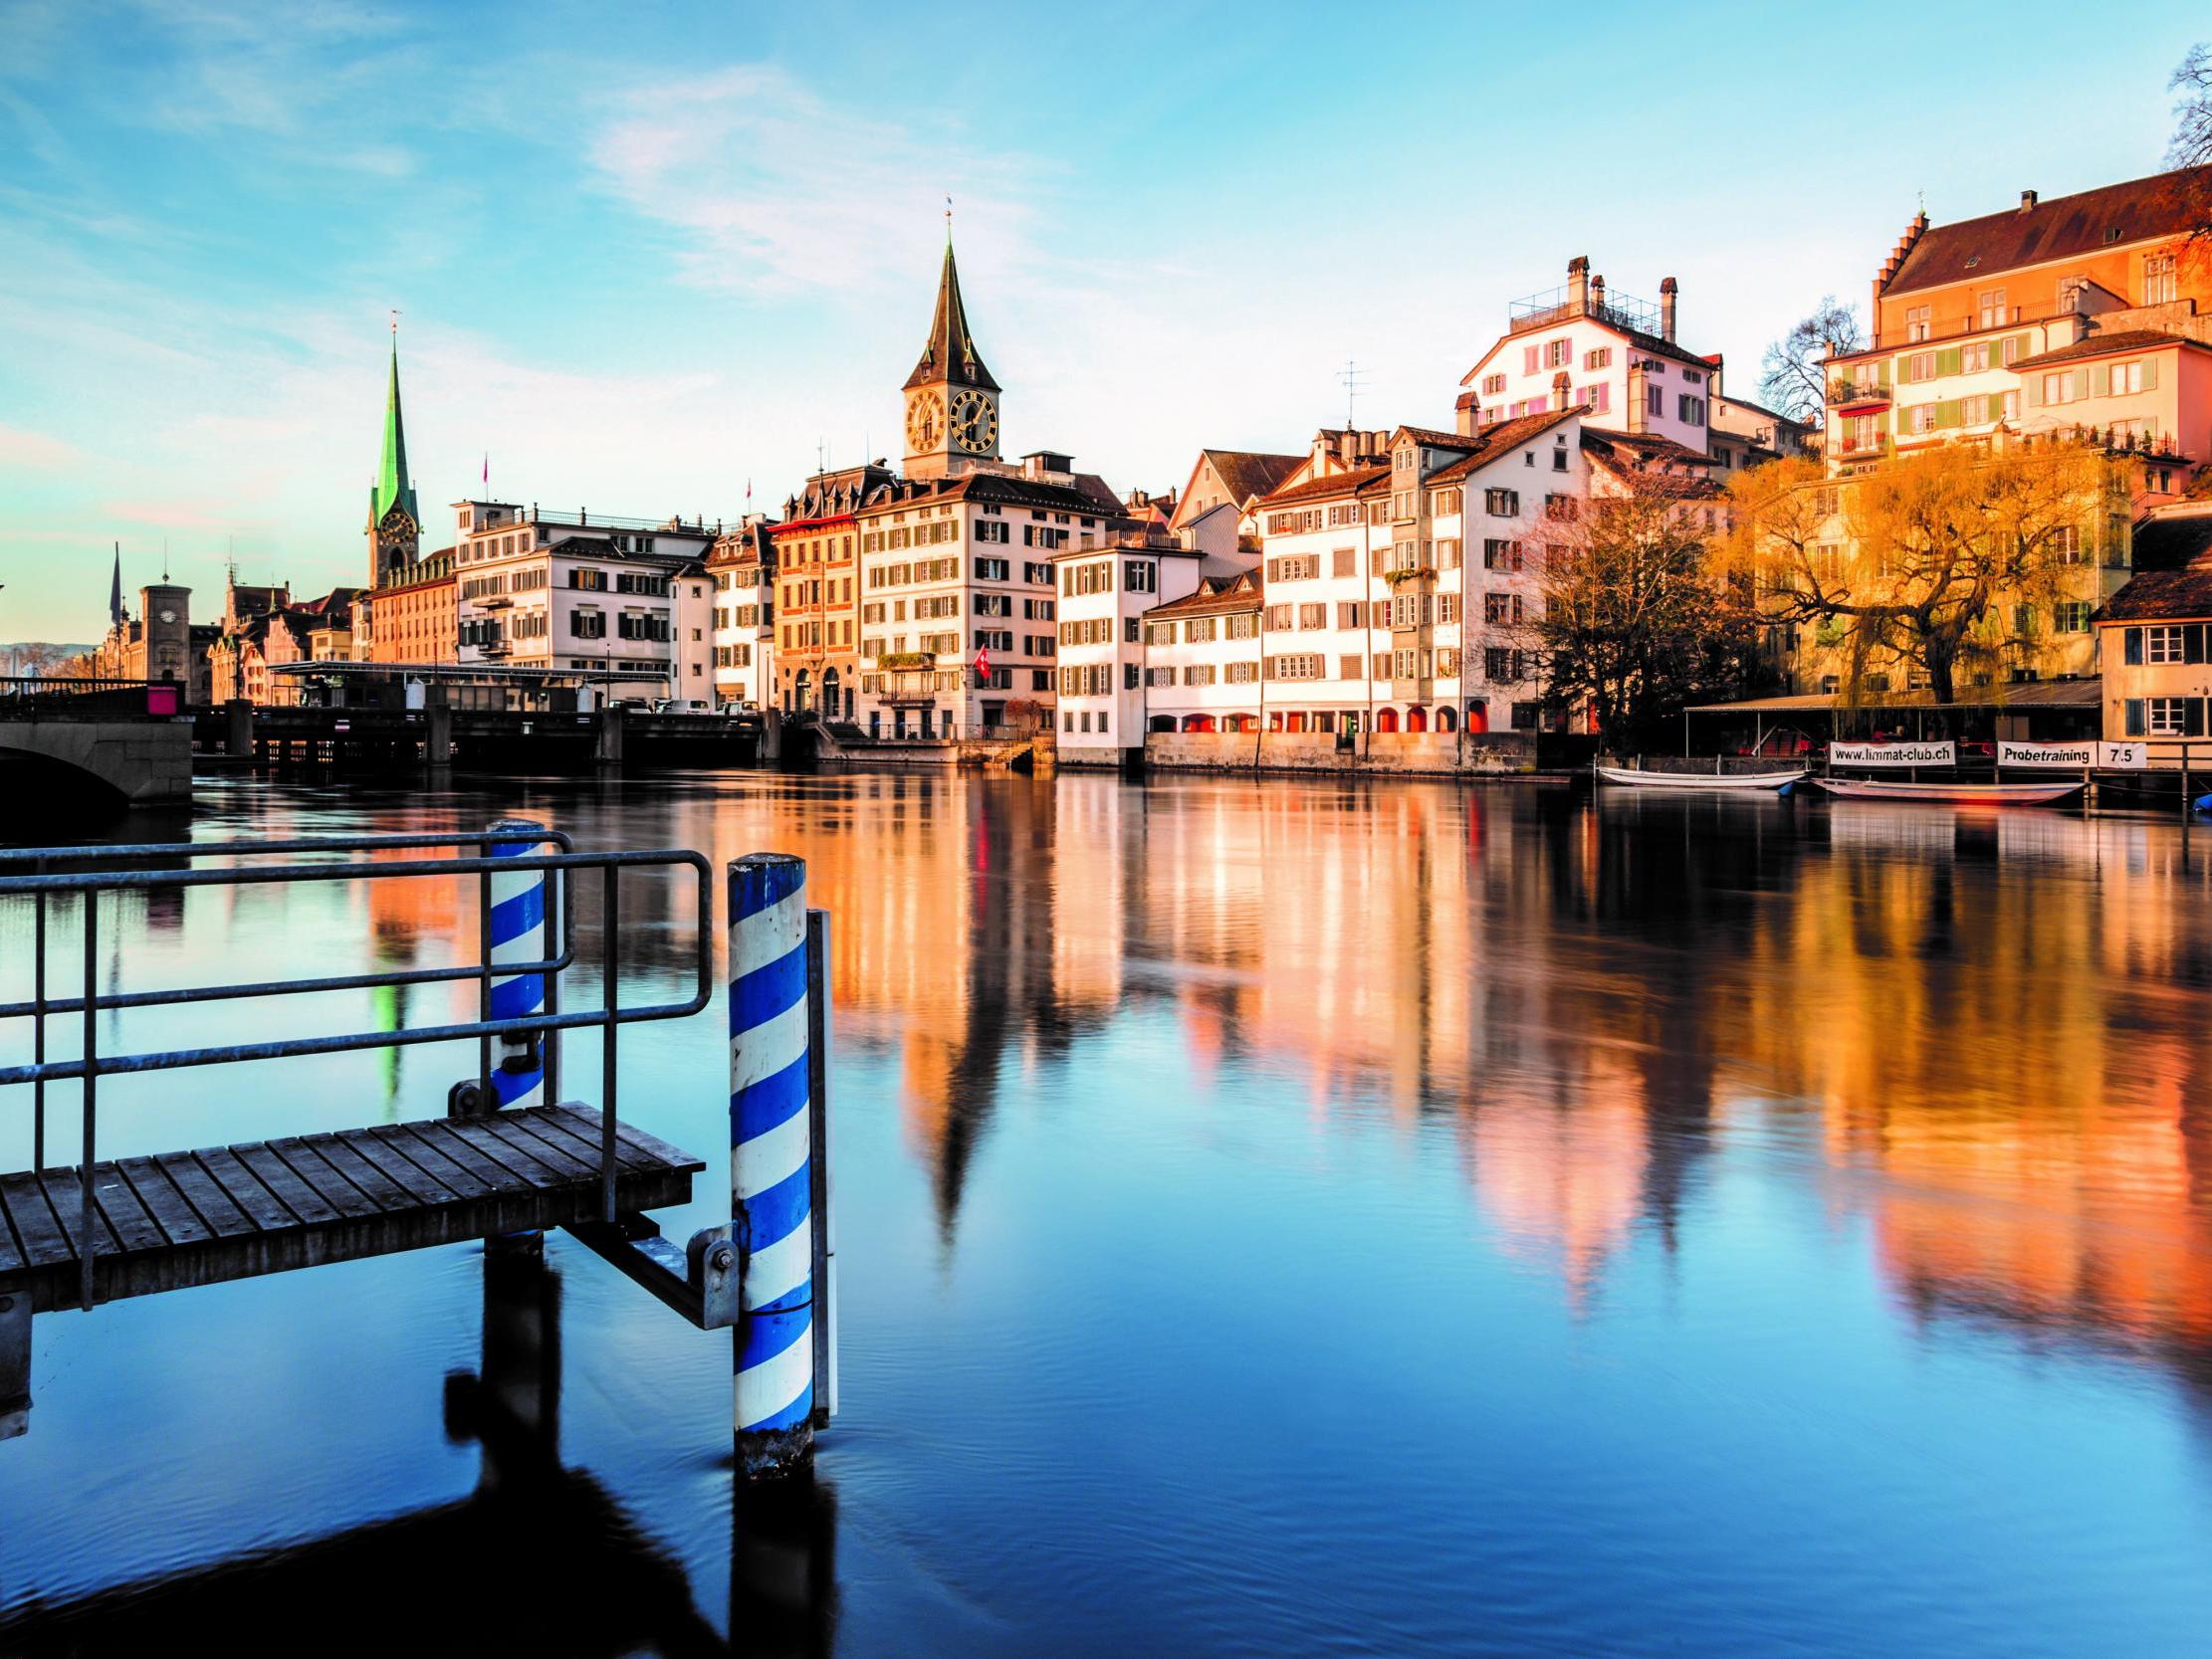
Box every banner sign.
[2098,740,2150,770]
[1999,739,2096,769]
[1830,740,1954,768]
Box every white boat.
[1597,764,1807,792]
[1812,777,2085,806]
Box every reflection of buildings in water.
[1716,808,2212,1397]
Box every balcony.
[1389,679,1435,703]
[1834,432,1889,459]
[1826,379,1892,409]
[1507,286,1663,338]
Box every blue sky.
[1,0,2204,640]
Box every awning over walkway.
[1686,677,2101,716]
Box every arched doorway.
[820,669,841,721]
[1436,707,1456,733]
[1376,708,1400,733]
[1407,706,1428,733]
[792,670,811,713]
[1150,715,1176,733]
[1465,699,1489,733]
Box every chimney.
[1567,255,1590,314]
[1552,370,1572,412]
[1455,389,1479,438]
[1591,274,1607,316]
[1337,431,1358,463]
[1627,359,1649,435]
[2019,189,2038,213]
[1659,277,1678,343]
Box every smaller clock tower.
[366,326,421,587]
[903,234,1001,482]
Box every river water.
[3,770,2212,1654]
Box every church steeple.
[905,236,999,394]
[366,319,422,587]
[902,232,1001,482]
[371,329,417,529]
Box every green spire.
[370,330,418,528]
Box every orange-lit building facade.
[365,546,458,664]
[774,464,890,719]
[1825,166,2212,479]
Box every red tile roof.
[1253,463,1390,510]
[1144,572,1262,618]
[1427,409,1580,483]
[2010,329,2212,371]
[1201,450,1304,506]
[1885,167,2212,297]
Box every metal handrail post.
[476,863,493,1112]
[600,864,619,1223]
[32,873,44,1171]
[79,894,97,1312]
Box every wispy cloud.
[0,424,86,470]
[587,63,1049,298]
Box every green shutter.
[1936,347,1961,375]
[2142,357,2159,391]
[2073,368,2091,401]
[2024,376,2042,407]
[2091,364,2110,397]
[2125,699,2144,736]
[1935,400,1960,430]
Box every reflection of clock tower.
[902,234,1000,482]
[366,326,421,586]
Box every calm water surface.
[4,771,2212,1654]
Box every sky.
[0,0,2206,641]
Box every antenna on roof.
[1338,359,1368,430]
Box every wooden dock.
[0,1106,705,1314]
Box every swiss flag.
[974,647,992,681]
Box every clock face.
[157,609,176,624]
[906,390,946,452]
[950,389,997,454]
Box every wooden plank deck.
[0,1106,705,1314]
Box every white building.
[853,453,1131,738]
[1137,572,1267,733]
[1460,258,1727,458]
[671,559,715,705]
[707,517,777,710]
[1051,530,1213,766]
[449,500,717,696]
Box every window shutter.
[1936,347,1960,376]
[2091,364,2109,397]
[1935,400,1960,430]
[2073,368,2091,401]
[2142,357,2159,391]
[2125,698,2145,736]
[2024,377,2042,407]
[2192,699,2208,738]
[2125,627,2143,666]
[2189,625,2207,666]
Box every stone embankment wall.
[1143,730,1535,776]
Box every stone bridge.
[0,715,194,805]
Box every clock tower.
[903,234,1000,482]
[366,325,421,587]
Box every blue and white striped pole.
[730,852,815,1478]
[487,818,549,1110]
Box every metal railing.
[0,827,713,1308]
[0,677,177,718]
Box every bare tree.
[1759,298,1864,431]
[1529,490,1760,749]
[2170,44,2212,247]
